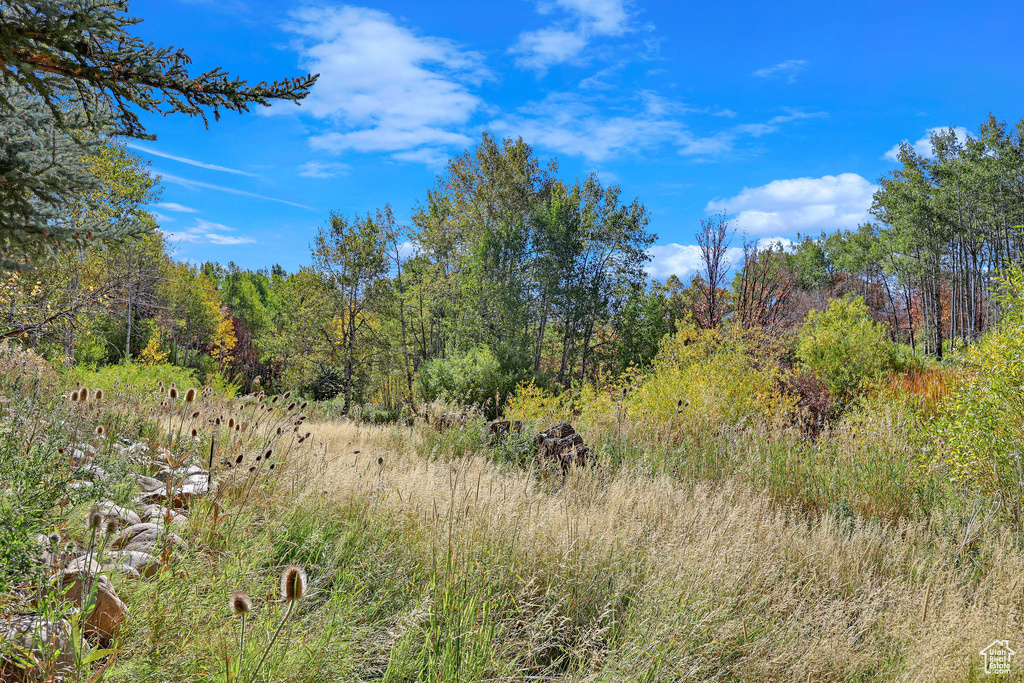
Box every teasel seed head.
[48,533,61,547]
[105,517,119,536]
[248,466,256,472]
[269,463,275,471]
[168,386,178,400]
[95,425,105,436]
[299,402,308,411]
[70,390,80,402]
[283,391,292,399]
[87,507,103,531]
[271,395,279,403]
[228,417,235,429]
[276,427,283,435]
[263,448,273,460]
[184,387,196,403]
[280,565,306,601]
[377,456,384,467]
[191,428,198,437]
[192,410,200,419]
[235,454,244,465]
[80,387,90,401]
[215,416,222,426]
[95,389,103,400]
[229,591,252,615]
[287,402,296,411]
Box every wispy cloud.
[154,202,200,213]
[493,94,824,162]
[161,218,256,246]
[705,173,878,235]
[511,0,633,72]
[883,126,971,162]
[297,161,351,178]
[157,171,316,210]
[281,6,487,164]
[128,144,259,177]
[752,59,807,83]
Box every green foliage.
[796,297,898,406]
[935,267,1024,502]
[66,360,198,395]
[417,346,515,418]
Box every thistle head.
[87,507,103,531]
[229,591,252,615]
[280,565,307,601]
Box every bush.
[795,296,897,406]
[934,268,1024,513]
[417,346,517,419]
[65,361,200,395]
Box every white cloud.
[154,202,200,213]
[161,219,255,246]
[282,6,487,163]
[157,171,316,210]
[491,91,688,162]
[646,243,743,281]
[705,173,878,235]
[544,0,630,35]
[510,28,589,70]
[883,126,971,162]
[493,95,823,163]
[127,144,259,177]
[645,236,793,281]
[511,0,631,72]
[297,161,351,178]
[752,59,807,82]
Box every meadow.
[4,283,1024,682]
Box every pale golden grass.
[288,420,1024,681]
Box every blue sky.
[129,0,1024,281]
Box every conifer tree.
[0,0,318,267]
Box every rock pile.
[534,422,591,475]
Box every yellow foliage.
[139,337,169,366]
[506,322,796,448]
[212,314,237,364]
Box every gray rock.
[0,615,75,681]
[96,501,142,527]
[110,523,185,555]
[107,550,160,578]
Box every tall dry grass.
[267,419,1024,681]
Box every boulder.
[139,504,186,525]
[432,412,467,432]
[110,523,185,555]
[107,550,161,579]
[154,464,206,483]
[59,569,127,640]
[95,501,142,527]
[134,474,165,492]
[0,615,75,681]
